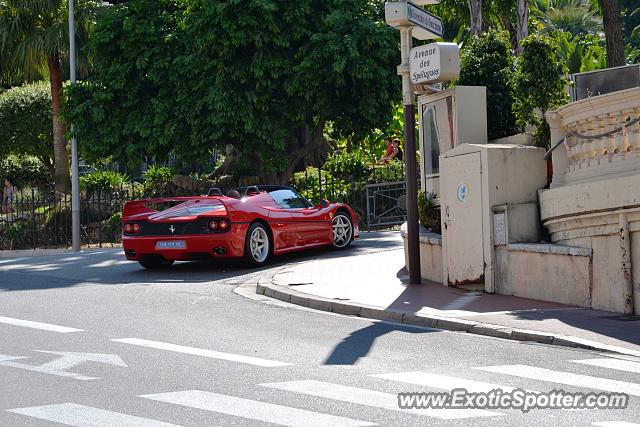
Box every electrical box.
[418,86,487,196]
[440,144,547,292]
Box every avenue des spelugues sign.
[409,42,460,84]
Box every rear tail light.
[123,223,141,235]
[208,219,230,232]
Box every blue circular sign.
[456,183,469,203]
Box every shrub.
[324,150,372,180]
[513,34,569,148]
[418,191,441,233]
[291,167,350,204]
[102,212,123,243]
[143,165,173,187]
[368,159,405,183]
[80,170,130,193]
[3,220,36,250]
[457,30,519,141]
[0,155,52,190]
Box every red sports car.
[122,185,360,269]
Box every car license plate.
[155,240,186,250]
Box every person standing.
[2,177,18,219]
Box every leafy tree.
[513,34,569,148]
[457,30,519,140]
[553,30,606,73]
[0,0,104,193]
[0,82,54,175]
[64,0,400,184]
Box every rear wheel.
[244,222,271,266]
[332,213,353,249]
[139,256,174,269]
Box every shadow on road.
[323,322,435,365]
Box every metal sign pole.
[398,26,421,284]
[69,0,80,252]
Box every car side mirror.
[320,199,330,208]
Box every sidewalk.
[257,247,640,357]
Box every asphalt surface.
[0,232,638,426]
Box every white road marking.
[441,293,482,311]
[7,403,182,426]
[0,316,83,333]
[572,358,640,374]
[372,371,526,393]
[261,380,501,420]
[112,338,291,367]
[592,422,640,427]
[140,390,375,427]
[474,365,640,396]
[0,351,127,381]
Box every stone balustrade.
[548,87,640,187]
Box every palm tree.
[0,0,102,193]
[599,0,624,67]
[531,0,602,38]
[516,0,528,53]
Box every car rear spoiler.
[122,197,203,219]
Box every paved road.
[0,233,638,426]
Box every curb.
[0,247,122,258]
[256,271,640,358]
[0,248,73,258]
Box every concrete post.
[546,111,568,188]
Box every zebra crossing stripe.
[261,380,501,420]
[474,365,640,396]
[7,403,181,426]
[592,422,640,427]
[371,371,525,393]
[111,338,291,367]
[140,390,375,427]
[0,316,83,333]
[572,358,640,374]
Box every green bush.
[4,220,36,250]
[324,150,372,180]
[0,82,53,167]
[44,204,112,245]
[143,165,173,187]
[368,159,405,183]
[513,34,569,148]
[291,167,350,204]
[418,191,441,233]
[102,212,122,243]
[457,30,519,141]
[0,155,52,190]
[80,170,130,192]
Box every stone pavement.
[257,244,640,357]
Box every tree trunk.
[516,0,528,54]
[48,54,71,193]
[468,0,482,37]
[600,0,625,67]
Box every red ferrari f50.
[122,185,359,268]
